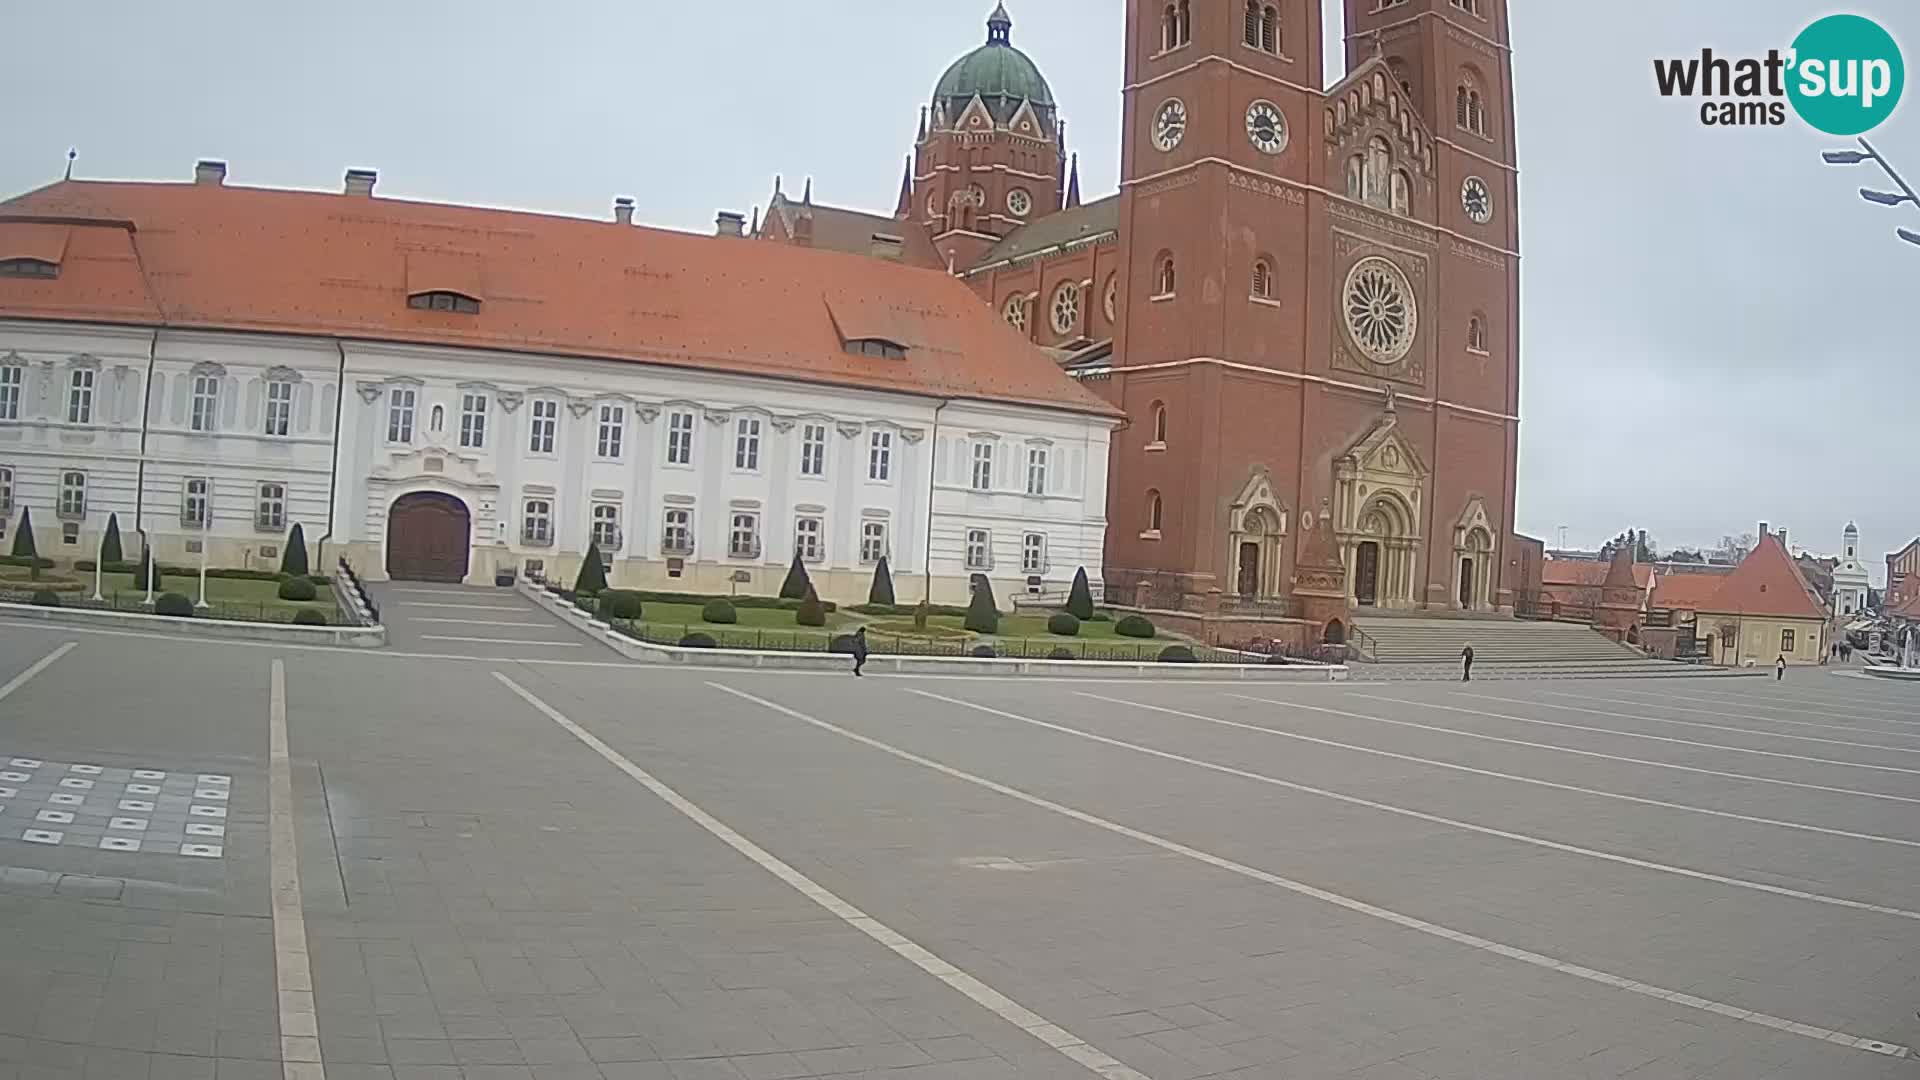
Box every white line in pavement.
[419,636,582,647]
[1684,687,1920,726]
[717,682,1909,1063]
[921,691,1920,921]
[269,660,324,1080]
[407,618,557,628]
[1447,692,1920,776]
[399,602,531,612]
[1485,692,1920,755]
[1691,682,1920,716]
[1234,695,1920,805]
[1078,694,1920,849]
[1547,688,1920,742]
[491,674,1152,1080]
[0,641,77,703]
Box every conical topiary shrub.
[574,541,608,595]
[132,547,164,592]
[280,523,309,577]
[101,513,124,565]
[869,556,896,607]
[1066,566,1094,620]
[963,576,999,634]
[10,506,36,559]
[779,552,812,600]
[796,584,827,627]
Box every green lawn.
[93,573,337,618]
[606,599,1176,657]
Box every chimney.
[1777,528,1788,550]
[715,211,746,237]
[1758,521,1769,541]
[613,197,635,225]
[193,159,227,186]
[870,233,904,261]
[343,168,378,197]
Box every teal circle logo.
[1788,14,1904,135]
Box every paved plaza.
[1,603,1918,1079]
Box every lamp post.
[91,525,105,601]
[142,541,155,606]
[196,479,211,609]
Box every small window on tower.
[1468,314,1489,353]
[1153,253,1176,298]
[1251,258,1275,301]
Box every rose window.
[1343,256,1417,364]
[1050,282,1082,335]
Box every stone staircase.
[1351,616,1753,680]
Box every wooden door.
[1459,558,1475,608]
[387,493,471,583]
[1237,542,1260,598]
[1355,542,1380,606]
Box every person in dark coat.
[1461,643,1474,682]
[851,627,869,677]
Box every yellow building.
[1696,529,1828,666]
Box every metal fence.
[0,587,319,625]
[601,617,1307,665]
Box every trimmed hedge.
[574,542,608,596]
[281,524,310,578]
[1114,614,1156,639]
[276,577,318,602]
[829,634,859,654]
[701,599,738,624]
[779,553,812,601]
[848,601,966,618]
[868,556,895,607]
[963,579,999,634]
[307,574,331,587]
[795,586,827,628]
[1157,645,1197,663]
[0,555,54,570]
[1046,612,1081,637]
[292,609,329,626]
[610,590,836,614]
[1088,611,1112,622]
[1049,646,1076,660]
[1066,567,1095,620]
[30,590,60,608]
[75,561,328,583]
[678,632,718,649]
[100,514,125,565]
[597,590,644,620]
[132,550,163,592]
[154,593,195,617]
[970,644,996,658]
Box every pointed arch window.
[1153,252,1176,298]
[1146,490,1164,536]
[1251,257,1275,300]
[1162,1,1191,50]
[1149,401,1168,447]
[1346,155,1364,200]
[1365,137,1392,206]
[1389,169,1411,216]
[1457,74,1489,137]
[1467,313,1489,353]
[1245,3,1278,54]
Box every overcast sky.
[3,1,1911,578]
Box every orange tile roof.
[0,179,1117,419]
[1651,570,1729,611]
[1541,560,1652,590]
[1698,533,1828,621]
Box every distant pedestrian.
[1461,643,1474,682]
[1776,654,1786,681]
[851,627,869,677]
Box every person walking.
[1775,653,1786,681]
[851,626,869,678]
[1461,643,1474,682]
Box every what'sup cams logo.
[1653,14,1903,133]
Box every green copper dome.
[933,4,1056,117]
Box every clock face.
[1007,188,1032,217]
[1245,100,1288,155]
[1153,99,1188,152]
[1461,176,1494,224]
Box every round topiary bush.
[701,599,738,624]
[292,609,328,626]
[277,577,318,602]
[1114,614,1156,639]
[678,632,718,649]
[30,589,60,608]
[970,644,996,658]
[1157,645,1197,663]
[154,593,195,618]
[1047,612,1081,637]
[597,590,644,620]
[1049,646,1076,661]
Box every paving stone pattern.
[0,754,230,858]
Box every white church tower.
[1832,522,1872,617]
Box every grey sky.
[3,1,1911,577]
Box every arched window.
[1243,0,1259,47]
[1389,169,1410,216]
[430,404,445,432]
[1147,490,1164,534]
[1365,136,1392,206]
[1163,4,1178,51]
[1151,401,1168,444]
[1154,253,1176,297]
[1467,314,1488,352]
[1451,0,1481,14]
[1251,257,1274,300]
[1176,0,1191,46]
[1346,154,1364,199]
[1261,5,1279,53]
[1457,73,1489,136]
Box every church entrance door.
[1355,542,1381,606]
[1459,558,1475,608]
[1237,542,1260,598]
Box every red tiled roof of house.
[0,178,1118,418]
[1699,533,1828,620]
[1542,560,1652,591]
[1651,571,1728,611]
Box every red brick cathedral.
[755,0,1520,620]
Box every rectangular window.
[662,507,693,555]
[965,528,991,570]
[529,399,558,454]
[67,369,94,424]
[255,482,286,530]
[591,503,622,550]
[860,521,888,565]
[265,380,294,436]
[597,404,625,459]
[1022,532,1046,574]
[667,411,695,465]
[0,365,21,421]
[0,466,10,512]
[191,374,219,433]
[1026,446,1048,496]
[459,393,487,448]
[183,477,210,527]
[795,516,824,563]
[1782,629,1796,653]
[387,387,416,443]
[522,498,553,545]
[57,470,87,519]
[801,424,827,477]
[62,522,79,546]
[734,417,761,471]
[729,512,761,559]
[971,442,994,491]
[869,431,892,481]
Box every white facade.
[1832,522,1871,618]
[0,319,1113,607]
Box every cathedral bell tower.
[912,4,1067,271]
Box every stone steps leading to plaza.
[1354,616,1646,665]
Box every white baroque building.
[0,164,1117,607]
[1831,522,1871,618]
